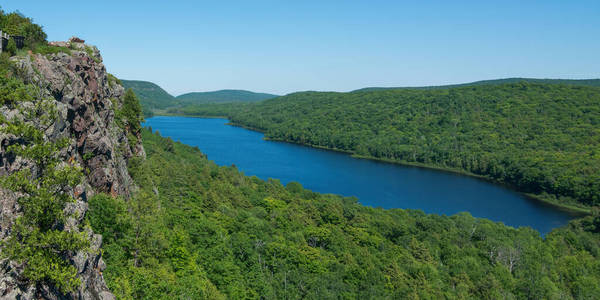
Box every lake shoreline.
[151,114,591,215]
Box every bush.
[5,38,17,56]
[0,10,47,48]
[32,44,72,56]
[0,119,88,293]
[21,22,46,48]
[84,46,100,63]
[107,73,122,87]
[87,194,132,244]
[0,75,34,106]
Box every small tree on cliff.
[0,100,88,294]
[122,88,143,133]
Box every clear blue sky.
[2,0,599,96]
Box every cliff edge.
[0,39,143,299]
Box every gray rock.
[0,41,144,299]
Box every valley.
[0,5,599,300]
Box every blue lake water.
[144,116,583,234]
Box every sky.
[2,0,599,96]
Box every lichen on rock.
[0,41,144,299]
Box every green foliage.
[82,152,94,161]
[121,89,144,132]
[0,74,35,106]
[176,89,279,104]
[107,73,122,87]
[120,79,278,115]
[166,102,246,117]
[87,194,131,244]
[208,83,600,208]
[88,128,600,299]
[142,106,154,118]
[120,80,176,110]
[84,46,100,63]
[0,9,47,49]
[0,107,88,293]
[87,176,223,299]
[4,38,17,56]
[353,77,600,92]
[112,89,144,148]
[0,10,86,58]
[592,207,600,233]
[3,220,88,293]
[32,44,72,56]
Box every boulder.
[69,36,85,43]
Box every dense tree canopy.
[179,83,600,209]
[88,128,600,299]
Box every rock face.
[0,42,143,299]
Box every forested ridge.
[177,89,278,104]
[181,83,600,210]
[87,128,600,299]
[352,78,600,92]
[120,79,277,118]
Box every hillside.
[194,83,600,210]
[121,79,177,111]
[176,89,278,104]
[120,80,278,115]
[91,127,600,299]
[353,78,600,92]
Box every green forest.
[176,89,278,104]
[352,78,600,92]
[2,7,600,300]
[88,128,600,299]
[178,83,600,210]
[120,79,278,118]
[120,80,175,117]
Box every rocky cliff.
[0,39,143,299]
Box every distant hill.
[121,80,176,110]
[353,78,600,92]
[176,89,279,104]
[120,80,278,113]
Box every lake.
[144,116,582,234]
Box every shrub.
[0,120,88,293]
[0,10,47,48]
[32,44,72,56]
[84,46,100,63]
[0,75,34,106]
[0,84,87,292]
[107,73,122,87]
[5,38,17,56]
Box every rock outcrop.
[0,41,143,299]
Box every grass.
[32,44,72,56]
[107,73,122,87]
[84,46,101,63]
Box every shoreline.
[150,114,592,215]
[153,112,229,119]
